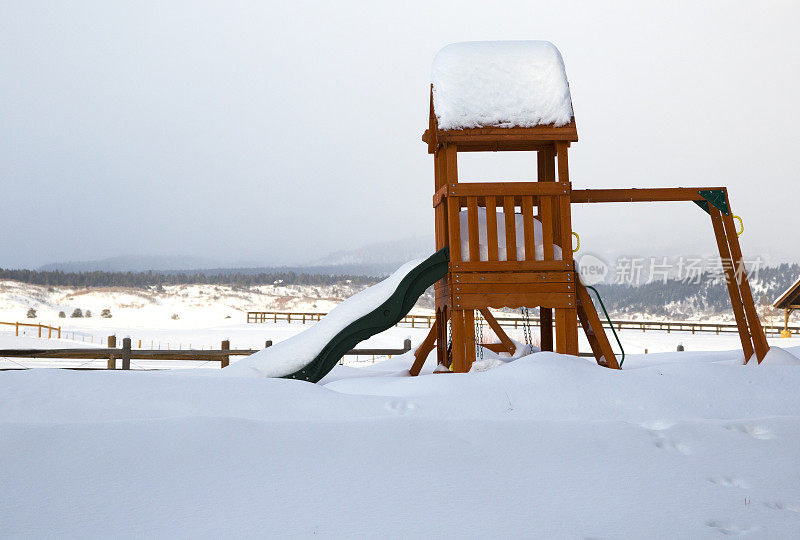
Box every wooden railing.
[434,181,573,271]
[0,338,413,370]
[0,321,61,338]
[246,310,800,336]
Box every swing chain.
[447,317,452,351]
[520,306,533,354]
[475,310,484,360]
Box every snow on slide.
[432,40,573,130]
[223,250,448,381]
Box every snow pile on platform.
[432,41,573,130]
[459,207,563,261]
[2,347,800,536]
[222,258,424,378]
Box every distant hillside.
[5,260,798,321]
[36,236,435,277]
[593,263,800,320]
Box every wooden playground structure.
[410,75,769,374]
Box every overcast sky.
[1,0,798,269]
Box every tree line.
[0,268,377,289]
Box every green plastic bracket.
[694,189,730,215]
[283,247,449,383]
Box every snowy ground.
[2,322,800,537]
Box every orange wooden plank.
[576,281,620,368]
[467,196,480,262]
[449,182,570,197]
[709,207,754,361]
[555,308,567,354]
[453,293,576,310]
[447,195,462,264]
[479,309,516,355]
[722,212,770,362]
[565,307,579,356]
[453,271,574,284]
[409,321,438,376]
[452,260,571,272]
[522,195,535,261]
[541,196,554,261]
[464,309,476,372]
[559,194,573,265]
[453,282,575,295]
[503,196,517,261]
[571,187,723,204]
[485,196,499,261]
[450,309,466,372]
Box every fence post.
[265,340,273,348]
[221,340,230,368]
[58,326,61,339]
[403,338,412,352]
[107,335,116,369]
[15,322,19,336]
[38,324,42,338]
[122,337,131,370]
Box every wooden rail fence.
[0,321,61,338]
[246,311,800,336]
[0,338,413,370]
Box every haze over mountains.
[36,237,435,277]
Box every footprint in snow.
[640,419,676,431]
[706,476,750,489]
[764,501,800,513]
[386,400,417,415]
[725,423,776,440]
[705,520,758,536]
[650,432,692,455]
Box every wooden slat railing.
[439,181,573,271]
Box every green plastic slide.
[282,247,449,383]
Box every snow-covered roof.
[774,275,800,308]
[431,40,574,131]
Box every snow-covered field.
[2,341,800,538]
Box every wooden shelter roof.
[774,276,800,309]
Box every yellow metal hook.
[733,215,743,237]
[572,231,580,252]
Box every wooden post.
[58,327,61,339]
[48,326,52,339]
[121,337,131,370]
[451,310,466,372]
[410,324,438,376]
[15,322,18,336]
[107,335,116,370]
[221,340,230,368]
[540,308,553,351]
[721,211,769,362]
[709,207,754,361]
[464,309,476,372]
[38,324,41,338]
